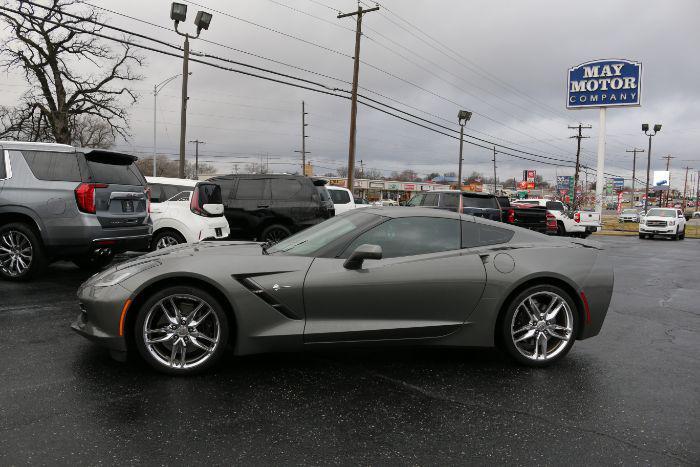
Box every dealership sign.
[567,59,642,109]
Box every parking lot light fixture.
[457,110,472,191]
[194,11,212,33]
[642,123,662,214]
[170,2,187,23]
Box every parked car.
[618,209,641,223]
[374,199,398,206]
[354,197,371,207]
[207,174,334,243]
[513,199,600,237]
[72,207,613,374]
[639,207,686,240]
[0,141,151,281]
[146,177,229,250]
[325,185,356,215]
[495,196,551,234]
[407,190,501,221]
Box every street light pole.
[170,2,213,179]
[457,110,472,191]
[642,123,661,214]
[153,73,184,177]
[626,147,644,208]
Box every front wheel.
[638,233,646,239]
[151,230,186,251]
[134,286,229,375]
[500,285,579,367]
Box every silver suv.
[0,141,152,281]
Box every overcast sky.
[2,0,699,189]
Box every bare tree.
[71,114,113,148]
[0,0,142,144]
[245,162,268,174]
[136,155,215,179]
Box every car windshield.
[266,210,381,256]
[647,209,675,218]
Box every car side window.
[329,189,351,204]
[271,178,303,200]
[169,191,191,202]
[441,193,459,208]
[461,221,514,248]
[406,193,424,206]
[0,150,6,179]
[22,151,82,182]
[423,193,439,206]
[342,216,460,259]
[235,178,268,200]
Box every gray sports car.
[72,207,613,375]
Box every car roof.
[146,176,198,186]
[427,190,494,197]
[326,185,350,191]
[0,140,76,152]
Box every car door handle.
[257,204,269,208]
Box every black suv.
[407,190,502,221]
[208,174,334,243]
[0,141,151,281]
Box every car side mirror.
[343,244,382,270]
[203,204,223,215]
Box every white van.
[326,185,357,215]
[146,177,230,250]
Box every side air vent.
[234,275,301,320]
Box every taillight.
[75,183,107,214]
[507,209,515,224]
[190,187,204,216]
[574,212,581,223]
[546,211,557,230]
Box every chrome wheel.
[263,227,289,244]
[156,235,180,249]
[142,294,221,370]
[0,230,33,277]
[510,291,574,362]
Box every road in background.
[0,237,698,464]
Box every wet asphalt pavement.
[0,236,698,465]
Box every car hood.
[139,240,264,261]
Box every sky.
[1,0,699,190]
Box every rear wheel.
[0,223,47,281]
[556,221,565,236]
[152,230,186,251]
[501,285,579,367]
[134,286,229,375]
[260,224,291,244]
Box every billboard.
[653,171,669,187]
[557,175,573,190]
[613,177,624,190]
[567,59,642,109]
[523,170,536,182]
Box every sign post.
[567,59,642,214]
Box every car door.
[225,177,270,238]
[303,216,487,343]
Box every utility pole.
[492,147,497,195]
[681,166,691,211]
[661,155,675,206]
[179,36,190,179]
[569,123,591,210]
[626,148,644,208]
[188,139,205,179]
[695,170,700,213]
[294,101,310,176]
[338,4,379,194]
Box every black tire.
[134,285,229,375]
[500,284,579,367]
[72,251,115,272]
[0,222,47,281]
[260,224,291,244]
[556,221,565,236]
[638,233,646,239]
[679,227,685,240]
[151,229,186,251]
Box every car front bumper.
[640,226,676,235]
[71,283,132,352]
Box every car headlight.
[93,260,161,287]
[639,219,645,225]
[669,220,675,226]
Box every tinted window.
[462,195,498,209]
[22,151,81,182]
[496,196,510,207]
[235,178,267,200]
[85,156,144,186]
[316,186,331,202]
[461,221,514,248]
[344,217,460,259]
[406,194,424,206]
[423,193,439,206]
[169,191,191,202]
[196,183,222,204]
[149,184,191,203]
[546,201,565,211]
[329,189,351,204]
[271,178,303,200]
[0,151,6,179]
[441,193,459,208]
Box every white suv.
[146,177,230,250]
[639,207,686,240]
[326,185,357,215]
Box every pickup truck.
[496,196,553,234]
[406,191,550,234]
[512,199,601,237]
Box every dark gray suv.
[0,141,152,281]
